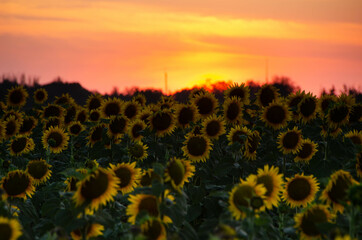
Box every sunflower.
[294,204,334,240]
[277,127,303,154]
[68,121,85,136]
[19,116,38,135]
[122,100,141,120]
[138,107,153,126]
[282,173,319,208]
[87,124,105,147]
[26,159,52,186]
[1,170,35,200]
[320,170,359,213]
[228,180,266,220]
[85,159,99,170]
[244,130,261,160]
[174,103,199,129]
[85,94,103,112]
[128,119,146,141]
[165,157,195,191]
[42,126,69,153]
[326,103,350,129]
[133,93,147,107]
[73,167,119,211]
[224,83,250,105]
[43,117,64,131]
[344,130,362,145]
[41,104,64,119]
[54,93,75,106]
[33,88,48,104]
[223,97,243,125]
[141,218,167,240]
[4,116,21,139]
[182,133,212,162]
[62,103,76,126]
[64,168,88,192]
[256,84,280,108]
[100,97,123,118]
[294,139,318,164]
[188,87,207,100]
[357,152,362,178]
[0,216,22,240]
[190,91,218,118]
[128,141,148,161]
[287,90,306,120]
[298,93,318,123]
[140,169,162,187]
[201,114,226,140]
[320,124,342,139]
[126,194,161,224]
[349,103,362,123]
[149,110,175,137]
[247,165,284,209]
[6,85,28,108]
[261,101,291,130]
[107,115,128,139]
[75,107,87,123]
[339,93,356,106]
[318,94,337,118]
[108,162,141,194]
[2,110,24,122]
[70,223,104,240]
[227,125,251,146]
[88,109,102,122]
[8,135,35,156]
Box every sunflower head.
[223,96,243,125]
[88,109,101,122]
[149,110,175,137]
[75,107,87,123]
[318,94,337,118]
[287,90,306,120]
[63,104,77,127]
[70,223,104,240]
[107,115,128,139]
[165,157,195,191]
[327,103,350,129]
[100,97,123,118]
[19,116,38,135]
[344,130,362,145]
[122,100,141,120]
[109,162,141,194]
[277,127,303,154]
[227,125,251,146]
[128,141,148,161]
[244,130,261,160]
[42,126,69,153]
[0,217,22,240]
[349,103,362,123]
[33,88,48,104]
[6,85,28,108]
[86,94,103,112]
[140,218,167,240]
[201,114,226,140]
[138,107,153,126]
[294,138,318,164]
[261,101,291,130]
[182,133,213,162]
[43,117,64,131]
[190,91,218,118]
[127,194,161,224]
[8,135,35,156]
[42,104,64,119]
[224,83,250,105]
[174,103,199,129]
[128,119,146,141]
[188,87,207,100]
[298,93,318,124]
[54,93,75,106]
[133,93,147,106]
[2,110,24,122]
[1,170,35,200]
[4,115,21,139]
[26,159,52,186]
[68,121,84,136]
[140,169,161,187]
[256,84,280,108]
[87,124,105,147]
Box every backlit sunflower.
[109,162,141,194]
[282,173,319,208]
[244,130,261,160]
[298,93,318,124]
[318,94,337,118]
[344,130,362,145]
[256,84,280,108]
[227,125,251,146]
[70,223,104,240]
[126,194,161,224]
[223,97,243,125]
[140,169,161,187]
[158,96,175,110]
[75,107,87,123]
[294,204,334,240]
[224,83,250,105]
[42,104,64,119]
[356,152,362,178]
[4,116,21,139]
[261,101,290,130]
[320,170,359,213]
[85,94,103,112]
[88,109,102,122]
[247,165,284,209]
[165,157,195,191]
[33,88,48,104]
[128,141,148,161]
[174,103,199,129]
[19,116,37,135]
[133,93,147,107]
[326,103,350,129]
[349,103,362,123]
[141,218,167,240]
[100,97,123,118]
[122,100,141,120]
[149,110,175,137]
[68,121,84,136]
[294,139,318,164]
[286,90,306,120]
[87,124,105,147]
[107,115,128,139]
[228,180,266,220]
[6,85,28,108]
[8,135,34,156]
[42,126,69,153]
[73,167,119,211]
[0,216,22,240]
[26,159,52,186]
[64,168,88,192]
[277,127,303,154]
[1,170,35,200]
[188,87,207,100]
[182,133,212,162]
[190,91,218,118]
[201,114,226,140]
[128,119,146,141]
[54,93,75,106]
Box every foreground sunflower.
[261,101,291,130]
[8,135,35,156]
[109,162,141,194]
[224,82,250,105]
[33,88,48,104]
[73,168,119,211]
[294,204,334,240]
[6,85,28,108]
[0,216,22,240]
[201,114,226,140]
[149,110,175,137]
[42,126,69,153]
[298,93,318,124]
[1,170,35,200]
[128,141,149,161]
[126,194,161,224]
[223,96,243,125]
[174,103,199,129]
[282,173,319,208]
[165,157,195,191]
[140,218,167,240]
[256,84,280,108]
[320,170,359,213]
[277,127,303,154]
[344,130,362,145]
[100,97,123,118]
[70,223,104,240]
[182,133,212,162]
[26,159,52,186]
[190,91,218,118]
[294,139,318,164]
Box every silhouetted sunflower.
[149,110,175,137]
[261,101,290,130]
[256,84,279,108]
[277,127,303,154]
[68,121,84,136]
[64,168,88,192]
[244,130,261,160]
[298,93,318,123]
[87,124,105,147]
[19,116,37,135]
[26,159,52,186]
[33,88,48,104]
[133,93,147,107]
[70,223,104,240]
[190,91,218,118]
[88,109,102,122]
[128,119,146,141]
[201,114,226,140]
[42,126,69,153]
[356,152,362,178]
[227,125,251,146]
[54,93,75,106]
[182,134,212,162]
[100,97,123,118]
[349,103,362,123]
[165,157,195,191]
[85,94,103,112]
[0,216,22,240]
[294,204,333,240]
[174,103,199,129]
[6,85,28,108]
[282,173,319,208]
[320,170,359,213]
[224,83,250,105]
[107,115,128,139]
[73,168,119,211]
[294,139,318,164]
[128,141,148,161]
[1,170,35,200]
[223,97,243,125]
[122,100,141,120]
[4,116,21,139]
[109,162,141,194]
[326,103,350,129]
[8,135,34,156]
[42,104,64,119]
[344,130,362,145]
[318,94,337,118]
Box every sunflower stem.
[323,138,328,164]
[82,209,87,240]
[247,213,255,240]
[349,206,356,238]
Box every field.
[0,83,361,240]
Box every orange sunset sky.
[0,0,361,95]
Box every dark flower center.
[3,172,30,196]
[233,185,253,209]
[300,97,316,117]
[90,111,100,121]
[206,120,221,137]
[114,167,132,188]
[297,143,313,159]
[329,105,349,123]
[327,175,351,204]
[80,170,109,200]
[226,102,240,121]
[300,208,328,237]
[257,175,273,197]
[109,117,127,134]
[35,91,45,101]
[282,131,299,149]
[91,126,103,142]
[10,89,24,104]
[143,220,163,240]
[44,105,61,118]
[104,102,120,117]
[266,105,286,124]
[76,111,87,123]
[70,124,82,135]
[47,132,63,148]
[28,162,48,179]
[5,121,16,136]
[187,136,207,156]
[138,196,159,217]
[229,88,245,100]
[11,137,27,153]
[196,97,213,115]
[151,112,172,131]
[125,104,137,119]
[287,178,311,201]
[89,98,101,110]
[131,124,143,138]
[178,107,194,126]
[0,223,12,240]
[259,87,275,107]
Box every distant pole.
[165,72,168,95]
[265,58,269,83]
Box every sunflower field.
[0,83,361,240]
